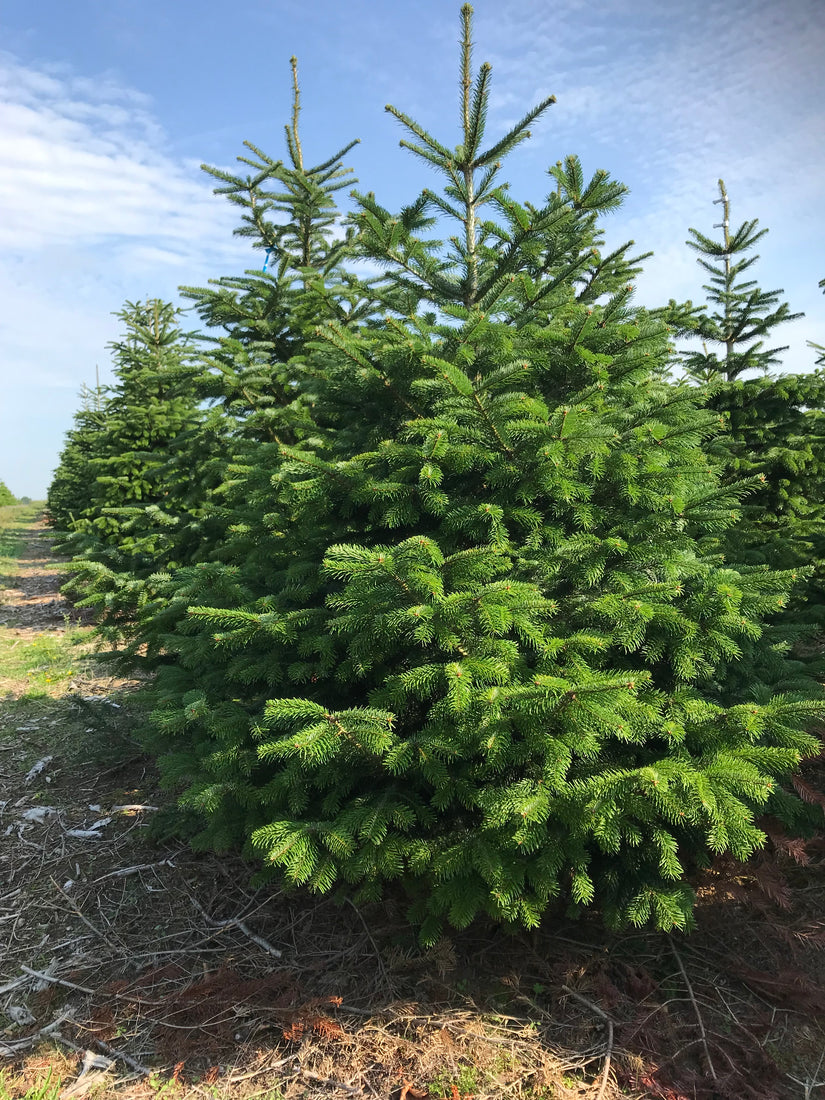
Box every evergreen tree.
[58,300,202,633]
[120,57,382,669]
[139,7,823,942]
[675,185,825,672]
[48,382,108,532]
[809,278,825,368]
[680,179,802,383]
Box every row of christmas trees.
[48,7,825,942]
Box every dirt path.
[0,516,80,636]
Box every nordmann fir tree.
[142,7,823,943]
[57,300,202,638]
[125,59,382,674]
[680,179,802,383]
[48,380,108,533]
[809,278,825,368]
[677,184,825,670]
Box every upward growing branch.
[460,5,478,305]
[289,56,305,172]
[712,179,733,367]
[461,3,473,141]
[380,4,556,310]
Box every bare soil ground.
[2,512,825,1100]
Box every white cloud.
[0,51,251,497]
[0,52,241,252]
[470,0,824,375]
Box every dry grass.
[2,513,825,1100]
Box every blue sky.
[1,0,823,498]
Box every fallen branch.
[0,1009,76,1058]
[300,1069,364,1095]
[561,985,614,1100]
[188,894,283,958]
[93,1038,153,1077]
[668,934,717,1082]
[50,878,125,956]
[91,855,179,884]
[20,964,95,995]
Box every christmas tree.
[48,382,108,532]
[676,184,825,682]
[679,179,802,383]
[136,6,823,942]
[113,57,381,678]
[57,300,202,637]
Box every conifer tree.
[48,382,108,533]
[58,300,202,633]
[680,180,802,383]
[676,185,825,664]
[122,59,383,669]
[139,7,823,942]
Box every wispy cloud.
[473,0,824,371]
[0,51,241,252]
[0,52,249,496]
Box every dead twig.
[668,933,717,1082]
[561,985,614,1100]
[300,1068,364,1095]
[90,856,179,885]
[0,1009,76,1058]
[226,1055,299,1083]
[188,893,283,958]
[787,1043,825,1099]
[50,878,125,956]
[93,1037,153,1077]
[19,964,95,995]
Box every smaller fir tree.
[48,381,108,532]
[676,184,825,684]
[680,179,802,383]
[140,7,824,943]
[58,300,202,635]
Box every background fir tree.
[56,299,202,636]
[47,381,108,533]
[136,6,823,943]
[674,183,825,686]
[120,57,390,676]
[679,179,802,383]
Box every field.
[1,507,825,1100]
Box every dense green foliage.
[50,301,202,634]
[47,385,108,531]
[49,7,824,942]
[0,482,16,506]
[674,183,825,686]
